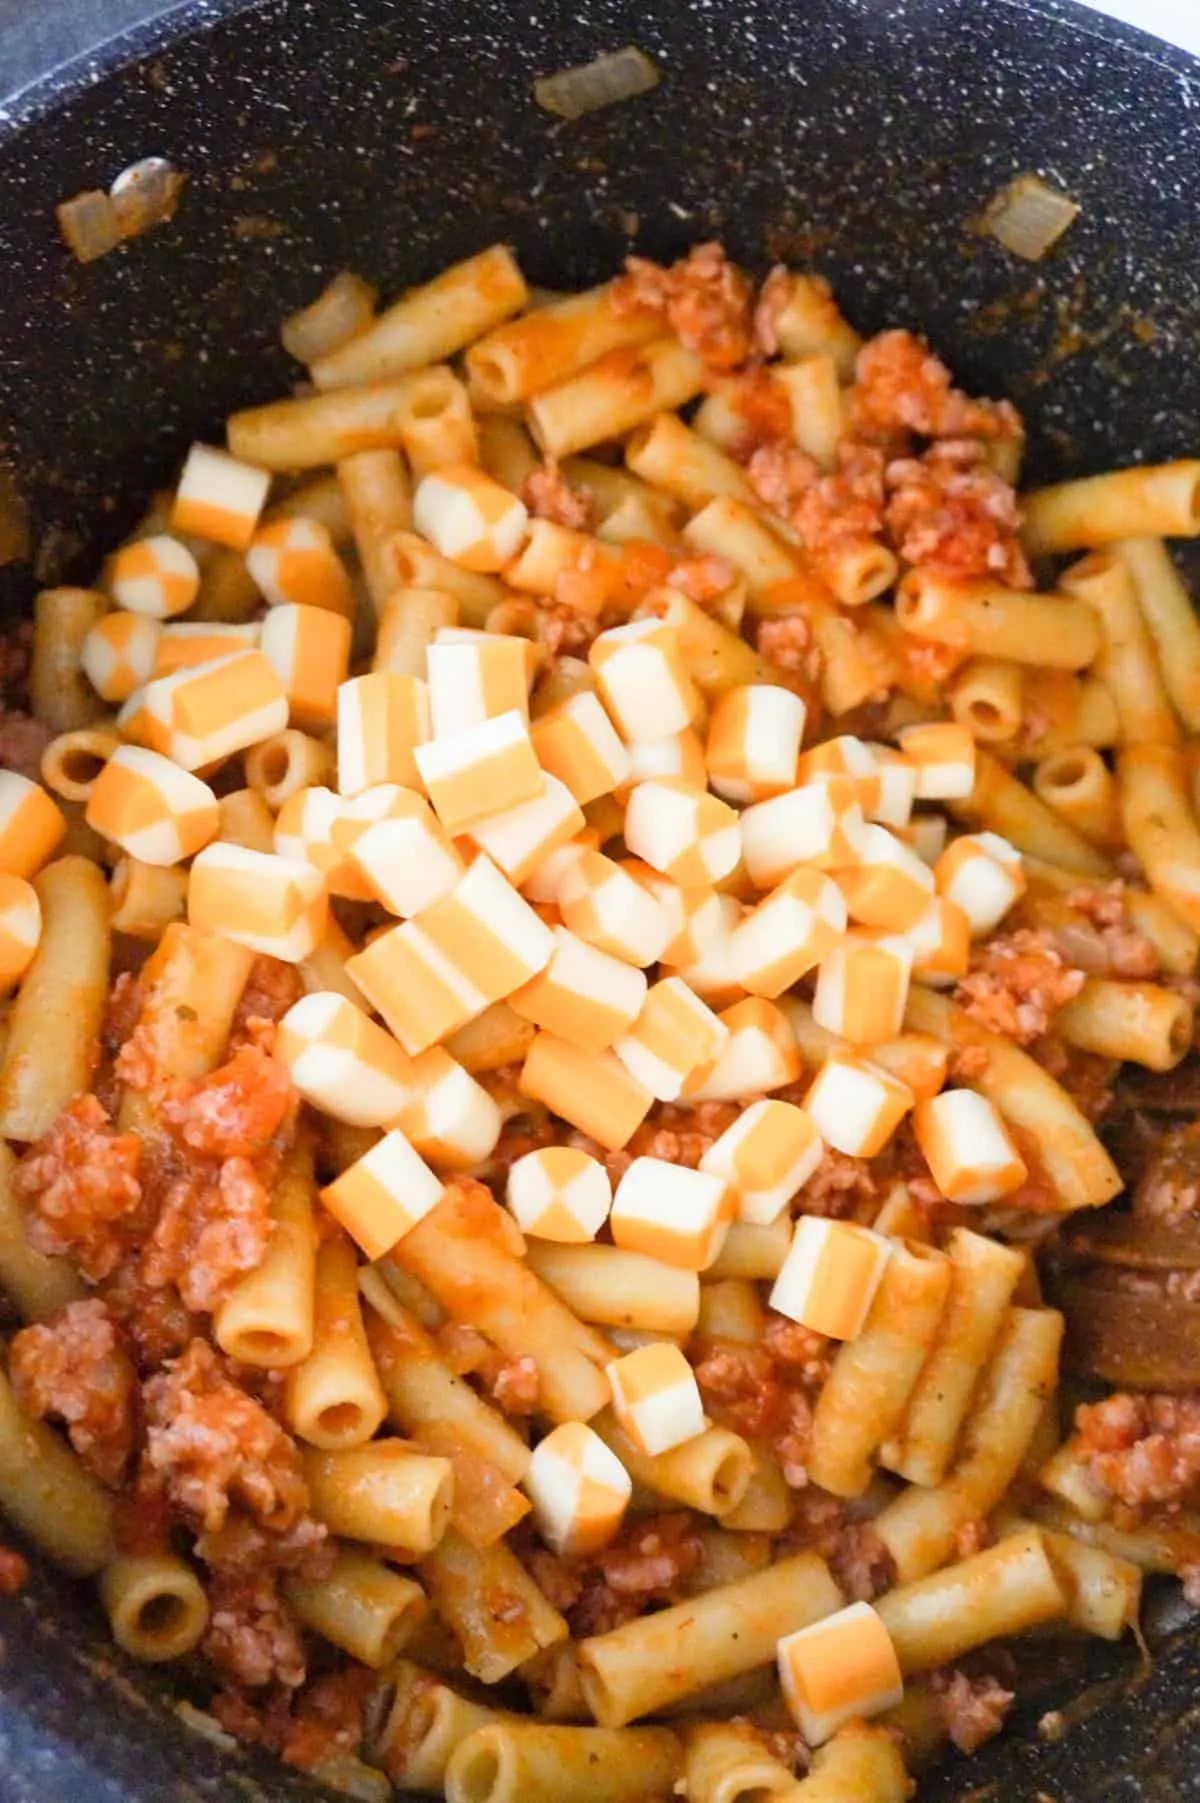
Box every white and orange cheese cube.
[730,868,846,999]
[610,1157,732,1271]
[833,824,934,932]
[415,709,544,835]
[620,861,721,969]
[427,633,532,737]
[700,1099,824,1226]
[902,896,971,987]
[864,745,917,829]
[0,873,41,989]
[154,621,260,677]
[333,787,464,916]
[109,534,199,619]
[523,1421,631,1556]
[770,1217,894,1340]
[509,925,647,1054]
[394,1045,502,1170]
[797,736,881,813]
[559,850,674,968]
[519,1031,653,1151]
[674,894,747,1011]
[870,1033,949,1103]
[913,1088,1028,1204]
[469,774,585,887]
[740,777,867,889]
[619,729,708,792]
[172,443,270,550]
[507,1146,613,1242]
[935,831,1025,936]
[412,464,529,573]
[896,721,976,800]
[531,692,631,806]
[275,786,374,901]
[85,746,218,867]
[259,604,352,728]
[777,1602,903,1746]
[613,977,729,1103]
[337,672,431,798]
[686,997,802,1102]
[706,684,807,804]
[140,649,288,770]
[320,1129,445,1261]
[188,842,328,961]
[589,618,699,743]
[275,991,415,1126]
[0,773,66,879]
[623,779,741,888]
[82,612,160,702]
[606,1340,707,1455]
[246,517,354,616]
[347,855,553,1054]
[522,833,597,906]
[804,1053,914,1158]
[812,934,913,1045]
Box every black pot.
[0,0,1198,1796]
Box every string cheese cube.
[559,849,674,968]
[259,603,352,728]
[85,745,218,867]
[507,1146,613,1242]
[468,774,585,886]
[609,1157,733,1271]
[740,776,867,888]
[108,534,199,619]
[901,896,971,987]
[777,1602,903,1746]
[188,842,328,961]
[508,925,647,1054]
[811,934,913,1044]
[333,787,464,916]
[531,691,631,805]
[864,744,917,829]
[803,1053,914,1158]
[706,684,807,804]
[913,1087,1028,1204]
[140,648,288,769]
[833,823,934,932]
[770,1217,894,1340]
[412,463,530,572]
[589,618,699,743]
[0,773,66,879]
[394,1045,503,1170]
[685,997,802,1102]
[606,1341,707,1456]
[619,728,708,791]
[82,611,160,702]
[797,735,881,814]
[730,867,846,998]
[523,1420,631,1556]
[172,442,270,549]
[623,778,741,887]
[0,873,41,989]
[674,894,747,1011]
[621,859,722,968]
[699,1099,824,1226]
[415,710,544,834]
[519,1031,653,1151]
[276,990,416,1126]
[320,1129,445,1261]
[337,672,431,798]
[246,516,355,615]
[896,720,976,800]
[935,831,1026,936]
[613,976,729,1102]
[275,786,377,901]
[154,621,260,676]
[427,633,532,737]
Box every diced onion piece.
[981,174,1080,262]
[109,157,186,237]
[282,271,379,365]
[56,190,123,263]
[534,46,659,121]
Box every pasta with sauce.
[0,238,1197,1800]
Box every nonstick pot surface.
[0,0,1199,1796]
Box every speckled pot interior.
[0,0,1199,1796]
